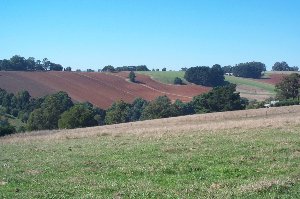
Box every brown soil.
[256,74,287,85]
[0,71,209,108]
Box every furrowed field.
[1,106,300,198]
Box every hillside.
[1,106,300,198]
[137,71,292,101]
[0,71,209,109]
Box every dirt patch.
[236,85,273,101]
[256,74,287,85]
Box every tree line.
[106,65,150,72]
[222,61,298,77]
[0,55,64,71]
[0,83,246,136]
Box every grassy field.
[224,76,275,93]
[1,106,300,198]
[138,71,276,101]
[137,71,186,84]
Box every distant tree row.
[0,55,64,71]
[221,61,298,76]
[101,65,150,72]
[0,83,246,135]
[272,61,298,71]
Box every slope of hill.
[138,71,289,101]
[1,106,300,198]
[0,71,209,108]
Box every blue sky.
[0,0,299,71]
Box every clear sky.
[0,0,299,71]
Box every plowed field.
[256,73,286,85]
[0,71,210,108]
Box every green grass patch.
[137,71,186,84]
[1,127,300,198]
[225,76,275,93]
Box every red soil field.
[0,71,210,109]
[256,74,286,85]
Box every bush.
[129,71,136,82]
[192,84,246,113]
[105,100,131,124]
[174,77,183,85]
[274,99,300,107]
[58,104,97,129]
[141,96,177,120]
[0,125,16,136]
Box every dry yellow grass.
[1,105,300,143]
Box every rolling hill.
[138,71,291,101]
[0,71,209,109]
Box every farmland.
[0,71,209,109]
[1,105,300,198]
[137,71,291,101]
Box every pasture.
[139,71,279,101]
[1,106,300,198]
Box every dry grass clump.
[1,105,300,143]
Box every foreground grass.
[1,125,300,198]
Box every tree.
[27,92,73,130]
[0,59,11,70]
[136,65,149,71]
[27,108,45,131]
[35,60,44,70]
[102,65,115,72]
[129,71,136,82]
[210,64,225,86]
[0,117,16,136]
[105,100,131,124]
[232,62,265,78]
[292,66,299,71]
[174,77,183,85]
[141,96,176,120]
[222,65,233,74]
[184,66,225,86]
[162,67,167,71]
[26,57,36,71]
[272,61,290,71]
[173,99,195,116]
[64,67,72,71]
[93,107,106,125]
[130,98,148,121]
[275,73,300,99]
[15,90,31,110]
[192,84,246,113]
[10,55,26,71]
[42,58,50,70]
[49,63,63,71]
[181,67,188,71]
[58,104,97,129]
